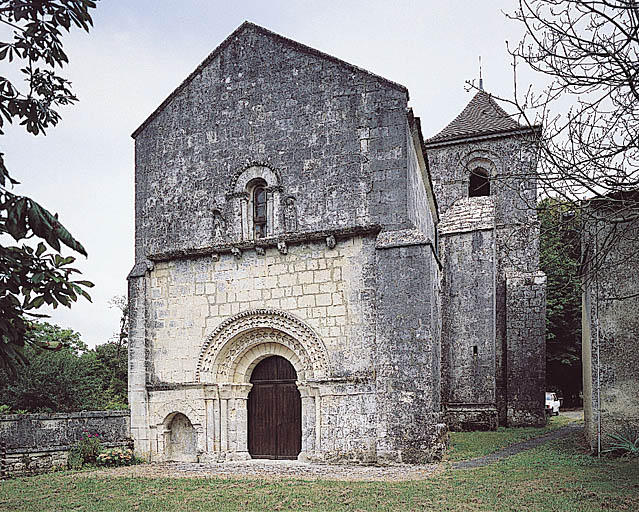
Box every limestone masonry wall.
[0,411,130,477]
[505,271,546,426]
[148,237,375,384]
[582,201,639,452]
[133,23,409,264]
[440,228,497,430]
[375,242,445,463]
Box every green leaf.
[73,280,94,288]
[6,196,28,240]
[28,296,45,309]
[35,242,47,257]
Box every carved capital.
[296,381,319,398]
[202,384,219,400]
[218,382,252,399]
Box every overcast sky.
[2,0,541,347]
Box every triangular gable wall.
[132,21,408,138]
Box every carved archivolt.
[229,162,281,194]
[196,309,330,383]
[152,400,203,429]
[459,149,499,177]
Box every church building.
[128,22,545,464]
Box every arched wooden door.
[248,355,301,459]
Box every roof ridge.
[131,21,408,138]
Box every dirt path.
[451,423,582,469]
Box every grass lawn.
[1,425,637,511]
[446,414,575,461]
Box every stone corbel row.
[145,224,382,264]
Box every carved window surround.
[226,164,283,242]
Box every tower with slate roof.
[424,90,546,429]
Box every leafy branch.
[0,0,98,375]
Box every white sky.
[2,0,541,347]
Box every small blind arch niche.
[228,164,283,241]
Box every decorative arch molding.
[152,400,203,429]
[229,162,282,195]
[196,309,330,383]
[459,149,500,178]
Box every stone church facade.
[128,22,545,464]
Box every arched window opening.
[469,168,490,197]
[249,179,268,239]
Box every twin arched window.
[469,167,490,197]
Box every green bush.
[0,322,128,413]
[604,430,639,458]
[67,447,83,470]
[67,432,102,469]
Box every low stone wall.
[445,406,499,432]
[0,410,130,478]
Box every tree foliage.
[508,0,638,200]
[0,321,127,412]
[0,0,97,373]
[474,1,639,285]
[538,197,582,404]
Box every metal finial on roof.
[479,56,484,91]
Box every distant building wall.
[582,195,639,452]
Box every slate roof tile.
[426,91,524,144]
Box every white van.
[545,392,561,416]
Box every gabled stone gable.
[132,22,412,266]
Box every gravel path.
[451,423,582,469]
[81,459,440,482]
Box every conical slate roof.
[426,90,524,144]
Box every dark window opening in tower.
[469,168,490,197]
